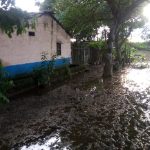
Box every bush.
[33,66,51,87]
[89,41,107,49]
[130,42,150,51]
[33,54,56,87]
[121,43,138,63]
[33,53,71,87]
[0,62,13,103]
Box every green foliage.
[40,0,148,42]
[130,48,137,59]
[0,7,30,37]
[89,41,108,59]
[50,66,71,82]
[62,58,71,79]
[40,0,110,40]
[33,53,55,87]
[33,55,71,87]
[33,67,50,87]
[123,42,138,61]
[89,41,107,49]
[130,42,150,50]
[0,62,13,103]
[134,54,145,62]
[0,0,36,37]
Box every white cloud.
[15,0,44,12]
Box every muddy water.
[0,57,143,149]
[10,63,150,150]
[122,65,150,120]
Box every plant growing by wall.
[33,52,72,87]
[62,57,71,79]
[0,61,13,103]
[33,52,56,87]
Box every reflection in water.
[121,65,150,121]
[122,68,150,92]
[19,132,69,150]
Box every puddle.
[122,67,150,92]
[12,131,70,150]
[121,63,150,123]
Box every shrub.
[89,41,107,49]
[62,58,71,78]
[33,53,56,87]
[33,66,51,87]
[33,52,72,87]
[0,62,13,103]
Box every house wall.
[0,14,71,76]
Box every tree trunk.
[103,21,118,78]
[103,53,113,77]
[115,41,122,63]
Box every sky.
[129,4,150,42]
[15,0,44,12]
[15,0,150,42]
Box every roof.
[30,11,72,37]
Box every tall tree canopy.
[40,0,111,40]
[0,0,29,37]
[103,0,149,77]
[41,0,150,77]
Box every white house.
[0,11,71,76]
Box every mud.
[0,61,150,149]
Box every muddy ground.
[0,66,104,148]
[1,54,150,149]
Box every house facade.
[0,12,71,76]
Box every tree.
[102,0,149,77]
[40,0,111,41]
[0,0,30,37]
[0,0,15,9]
[115,16,146,63]
[41,0,149,77]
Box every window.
[28,31,35,36]
[57,42,61,56]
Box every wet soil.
[1,57,150,149]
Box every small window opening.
[57,42,61,56]
[28,31,35,36]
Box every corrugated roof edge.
[29,11,72,38]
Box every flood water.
[12,62,150,150]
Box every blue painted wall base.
[4,58,71,77]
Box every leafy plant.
[33,52,56,87]
[89,41,107,49]
[62,58,71,79]
[130,42,150,51]
[0,62,13,103]
[33,67,50,87]
[33,52,72,87]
